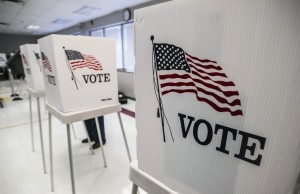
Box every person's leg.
[97,116,106,144]
[90,116,106,144]
[83,118,95,141]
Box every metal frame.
[47,103,131,194]
[37,97,46,174]
[28,88,46,174]
[129,160,178,194]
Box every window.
[123,23,135,71]
[89,22,135,71]
[90,28,104,37]
[105,26,123,69]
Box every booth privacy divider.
[38,34,118,113]
[134,0,300,193]
[0,53,7,67]
[20,44,45,92]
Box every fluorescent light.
[73,5,101,15]
[52,19,72,25]
[26,25,40,30]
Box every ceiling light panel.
[73,5,101,15]
[52,19,73,25]
[26,24,40,29]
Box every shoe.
[90,143,101,150]
[81,138,89,143]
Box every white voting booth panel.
[135,0,300,194]
[38,34,118,113]
[20,44,45,92]
[0,53,7,67]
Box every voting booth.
[134,0,300,194]
[38,34,118,113]
[0,53,7,67]
[38,34,131,194]
[20,44,45,92]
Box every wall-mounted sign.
[135,0,300,194]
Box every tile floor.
[0,80,143,194]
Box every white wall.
[117,71,134,98]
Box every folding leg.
[132,184,138,194]
[29,94,34,152]
[71,123,77,139]
[67,124,76,194]
[37,97,46,174]
[82,122,94,155]
[49,113,54,191]
[95,117,107,167]
[117,112,132,162]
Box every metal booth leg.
[67,124,76,194]
[117,112,132,162]
[29,94,34,152]
[49,113,54,191]
[131,184,138,194]
[37,97,46,174]
[71,123,77,139]
[83,122,94,155]
[95,117,107,167]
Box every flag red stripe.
[189,67,235,87]
[71,62,101,68]
[162,88,243,116]
[159,73,239,97]
[73,66,102,70]
[69,54,102,71]
[185,52,217,64]
[160,81,241,106]
[43,60,52,72]
[188,63,227,77]
[186,57,221,70]
[70,60,85,65]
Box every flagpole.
[151,36,166,142]
[63,47,78,90]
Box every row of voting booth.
[0,53,7,67]
[20,35,131,194]
[0,53,7,107]
[18,0,299,194]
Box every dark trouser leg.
[84,116,106,144]
[84,118,95,142]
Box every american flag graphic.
[65,50,102,71]
[154,43,243,116]
[33,51,42,71]
[41,52,52,72]
[21,54,28,66]
[34,52,40,60]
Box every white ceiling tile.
[18,7,44,16]
[24,0,60,10]
[0,0,155,35]
[0,1,22,14]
